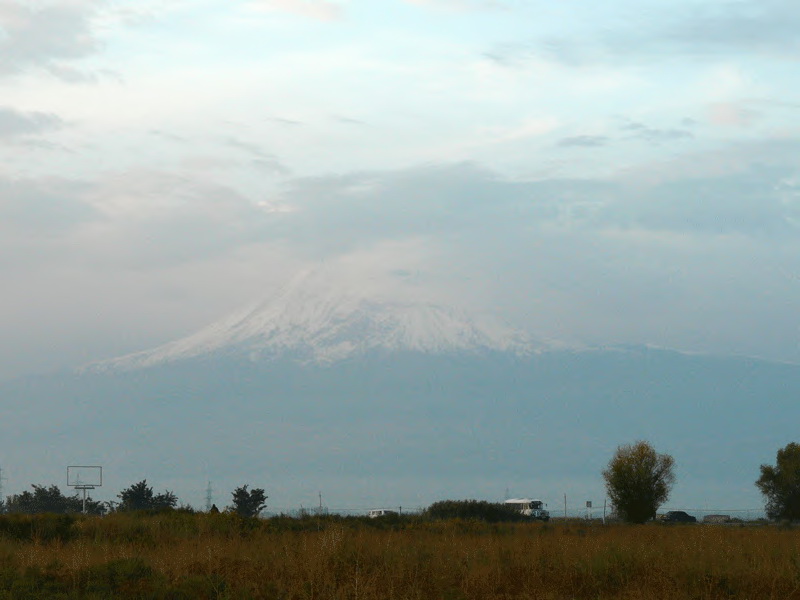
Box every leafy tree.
[424,499,526,523]
[153,490,178,510]
[117,480,178,511]
[4,484,103,514]
[756,442,800,521]
[230,485,267,518]
[603,440,675,524]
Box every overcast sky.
[2,0,800,380]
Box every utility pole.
[564,494,567,519]
[0,467,6,508]
[318,491,323,514]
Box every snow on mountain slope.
[88,270,545,372]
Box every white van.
[368,509,398,518]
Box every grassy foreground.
[0,512,799,599]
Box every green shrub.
[424,500,527,523]
[0,514,76,542]
[80,558,162,596]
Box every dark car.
[661,511,697,523]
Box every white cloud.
[0,0,103,78]
[707,102,761,128]
[404,0,507,11]
[245,0,344,21]
[487,0,800,69]
[0,106,63,137]
[483,116,560,143]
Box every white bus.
[368,509,398,518]
[504,498,550,521]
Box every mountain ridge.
[85,270,554,372]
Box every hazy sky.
[2,0,800,380]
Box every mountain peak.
[86,269,547,372]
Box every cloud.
[557,135,609,148]
[0,0,103,78]
[223,137,291,174]
[149,129,189,144]
[245,0,344,21]
[332,115,366,126]
[267,116,303,127]
[0,107,63,138]
[620,122,694,144]
[404,0,508,11]
[0,170,279,273]
[0,176,95,240]
[4,136,800,379]
[483,117,560,143]
[556,127,693,149]
[663,0,800,57]
[3,144,797,277]
[271,150,800,261]
[707,102,761,128]
[487,0,800,68]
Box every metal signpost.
[67,466,102,514]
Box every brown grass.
[1,513,799,599]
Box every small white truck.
[504,498,550,521]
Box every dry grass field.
[0,512,799,599]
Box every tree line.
[423,440,800,524]
[1,440,798,524]
[0,480,267,518]
[604,440,800,523]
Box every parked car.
[661,511,697,523]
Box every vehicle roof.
[504,498,542,503]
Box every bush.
[424,500,526,523]
[81,558,162,596]
[4,485,103,515]
[0,514,76,542]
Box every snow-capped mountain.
[9,268,800,512]
[88,270,543,372]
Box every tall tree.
[603,440,675,524]
[230,485,267,518]
[117,480,178,511]
[756,442,800,521]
